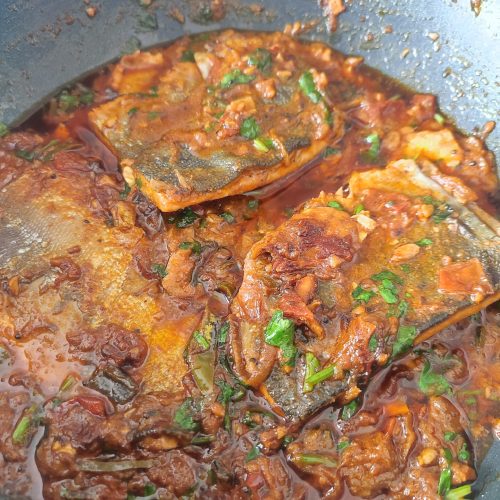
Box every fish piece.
[228,159,500,420]
[89,30,344,211]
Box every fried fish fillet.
[89,30,344,212]
[228,160,500,420]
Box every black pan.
[0,1,498,497]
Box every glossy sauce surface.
[0,30,498,500]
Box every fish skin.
[229,159,500,421]
[89,30,343,212]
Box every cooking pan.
[0,0,498,498]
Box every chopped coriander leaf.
[220,69,255,89]
[12,415,31,445]
[352,285,376,304]
[191,434,215,445]
[179,240,202,254]
[303,352,321,393]
[458,443,470,462]
[0,122,9,137]
[240,117,260,139]
[324,106,333,126]
[128,107,139,116]
[400,263,411,273]
[282,435,294,447]
[378,278,399,304]
[418,359,451,396]
[371,269,403,285]
[193,331,210,350]
[341,400,359,420]
[438,467,452,496]
[306,365,335,387]
[353,203,365,215]
[416,238,433,247]
[218,322,229,344]
[173,398,199,431]
[137,12,158,32]
[444,484,472,500]
[247,48,272,72]
[147,111,160,120]
[397,300,409,318]
[337,440,350,452]
[368,335,378,352]
[79,89,94,105]
[293,454,337,467]
[135,177,143,189]
[327,200,344,210]
[443,448,453,464]
[264,310,297,365]
[144,484,157,496]
[444,431,457,442]
[58,91,80,112]
[245,444,261,462]
[265,311,295,347]
[168,207,199,228]
[216,380,235,404]
[298,71,322,104]
[220,212,235,223]
[253,137,274,152]
[392,325,417,358]
[362,133,381,162]
[433,204,454,223]
[248,199,259,209]
[181,49,195,62]
[15,149,36,161]
[151,263,167,278]
[434,113,445,125]
[324,146,339,157]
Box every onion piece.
[77,458,156,472]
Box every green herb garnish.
[248,48,272,72]
[240,117,260,140]
[179,240,202,254]
[324,146,339,157]
[327,200,344,210]
[293,453,337,467]
[173,398,199,431]
[168,207,199,228]
[458,443,470,462]
[445,484,472,500]
[353,203,365,215]
[120,183,131,199]
[392,325,417,358]
[193,331,210,350]
[416,238,433,247]
[378,278,399,304]
[361,133,381,162]
[434,113,445,125]
[368,335,378,352]
[151,263,167,278]
[352,285,376,304]
[12,415,31,445]
[444,431,457,442]
[15,149,36,161]
[137,12,158,32]
[220,69,255,89]
[218,322,229,345]
[248,199,259,209]
[341,400,359,420]
[0,122,9,137]
[438,467,452,496]
[418,359,451,396]
[397,300,410,318]
[245,444,261,462]
[371,269,403,284]
[253,137,274,152]
[220,212,235,223]
[305,365,335,387]
[264,310,297,366]
[181,49,195,62]
[298,71,322,104]
[303,352,321,393]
